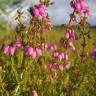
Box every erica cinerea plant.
[70,0,92,63]
[0,0,96,96]
[1,0,54,95]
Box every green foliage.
[0,26,96,96]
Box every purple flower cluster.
[70,0,92,16]
[3,42,58,58]
[65,28,79,41]
[30,3,52,30]
[48,43,57,51]
[53,52,69,61]
[60,28,79,51]
[25,46,42,59]
[3,41,22,56]
[32,4,47,18]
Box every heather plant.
[0,0,96,96]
